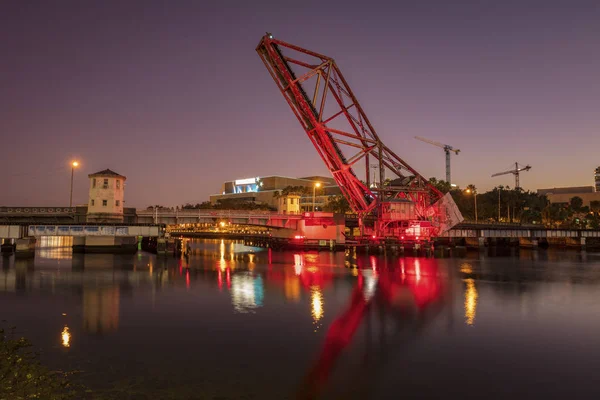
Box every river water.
[2,238,600,399]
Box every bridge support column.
[519,237,538,249]
[156,238,167,256]
[1,239,15,254]
[464,237,480,249]
[15,237,36,258]
[566,237,586,250]
[72,237,85,253]
[84,236,137,254]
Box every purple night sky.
[1,0,599,208]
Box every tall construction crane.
[491,162,532,189]
[414,136,460,184]
[256,34,463,241]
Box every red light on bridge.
[294,235,305,239]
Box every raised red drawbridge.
[256,34,462,241]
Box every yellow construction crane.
[414,136,460,184]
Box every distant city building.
[595,166,600,192]
[87,169,126,223]
[210,175,341,211]
[537,186,600,207]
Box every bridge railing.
[457,220,540,229]
[137,209,303,218]
[0,207,76,215]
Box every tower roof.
[88,169,126,179]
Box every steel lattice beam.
[257,34,451,238]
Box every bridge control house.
[87,169,126,223]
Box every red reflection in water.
[370,255,378,275]
[185,269,190,289]
[217,270,223,290]
[266,253,334,293]
[299,258,446,399]
[226,268,231,289]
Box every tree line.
[428,178,600,229]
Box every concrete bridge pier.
[72,237,85,253]
[1,239,15,255]
[84,236,137,254]
[15,237,36,258]
[566,237,586,251]
[518,237,539,249]
[69,236,138,254]
[156,238,167,256]
[465,237,486,249]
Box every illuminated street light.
[313,182,321,212]
[465,188,478,222]
[69,161,79,208]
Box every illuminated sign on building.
[233,177,262,194]
[235,177,259,185]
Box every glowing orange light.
[61,326,71,348]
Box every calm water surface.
[2,238,600,399]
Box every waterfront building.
[537,186,600,207]
[86,169,126,223]
[209,175,341,211]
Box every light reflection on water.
[1,240,600,398]
[231,274,264,313]
[61,325,71,348]
[310,285,324,331]
[38,236,73,260]
[464,278,478,325]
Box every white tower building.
[86,169,126,223]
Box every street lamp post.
[69,161,79,208]
[466,188,478,222]
[313,182,321,212]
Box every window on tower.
[102,200,107,207]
